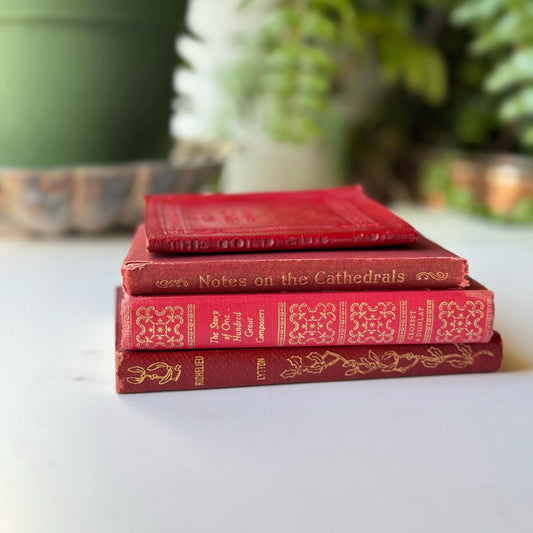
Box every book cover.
[120,280,494,351]
[115,290,503,393]
[123,225,469,295]
[144,185,417,253]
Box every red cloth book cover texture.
[144,185,417,253]
[120,281,494,351]
[115,291,502,393]
[123,225,469,295]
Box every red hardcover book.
[120,280,494,351]
[123,225,468,295]
[144,185,417,253]
[115,290,503,393]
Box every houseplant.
[216,0,447,194]
[213,0,533,218]
[420,0,533,222]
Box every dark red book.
[119,280,494,351]
[144,185,417,253]
[122,225,468,295]
[115,290,503,393]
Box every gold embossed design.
[348,302,396,344]
[338,301,347,344]
[154,279,190,289]
[278,302,287,346]
[397,300,408,343]
[436,300,485,342]
[187,304,195,348]
[126,362,182,385]
[280,344,494,379]
[288,303,337,345]
[416,272,449,281]
[135,306,185,348]
[424,300,434,343]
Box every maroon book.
[115,290,503,393]
[122,224,468,295]
[144,185,417,253]
[119,280,494,351]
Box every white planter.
[220,120,344,192]
[173,0,344,192]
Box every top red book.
[144,185,417,253]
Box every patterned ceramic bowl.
[0,140,228,234]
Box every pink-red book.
[144,185,417,253]
[119,280,494,351]
[122,225,468,295]
[115,290,502,393]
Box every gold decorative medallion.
[126,362,182,385]
[348,302,396,344]
[416,272,449,281]
[154,279,190,289]
[281,344,494,380]
[135,305,185,348]
[436,300,485,342]
[288,303,337,345]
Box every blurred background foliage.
[453,0,533,148]
[217,0,533,219]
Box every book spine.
[120,288,494,350]
[147,229,417,254]
[116,334,503,393]
[122,256,468,295]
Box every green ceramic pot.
[0,0,187,167]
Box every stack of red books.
[115,185,502,393]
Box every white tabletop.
[1,205,532,533]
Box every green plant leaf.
[262,72,296,97]
[500,87,533,120]
[265,44,300,69]
[520,125,533,146]
[420,155,453,197]
[377,38,402,84]
[262,8,299,38]
[511,197,533,222]
[310,0,361,49]
[471,9,533,54]
[298,46,337,73]
[309,0,352,14]
[452,0,506,25]
[265,110,321,144]
[420,46,447,104]
[485,47,533,93]
[293,94,327,112]
[404,45,427,95]
[301,10,338,44]
[296,73,330,96]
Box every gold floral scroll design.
[288,303,337,345]
[348,302,396,344]
[135,305,185,348]
[154,279,190,289]
[436,300,485,342]
[126,362,182,385]
[281,344,494,379]
[416,272,449,281]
